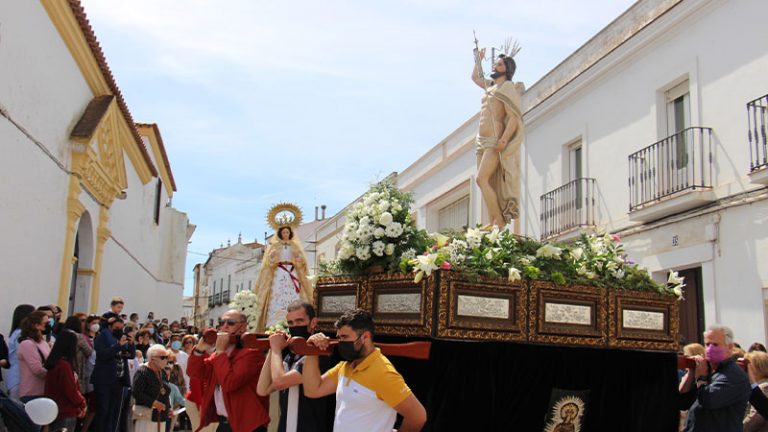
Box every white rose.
[379,212,394,226]
[384,243,395,256]
[379,200,390,212]
[374,227,385,239]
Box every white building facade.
[520,0,768,346]
[0,0,193,323]
[315,0,768,346]
[199,239,264,328]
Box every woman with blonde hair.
[745,350,768,431]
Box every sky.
[79,0,636,295]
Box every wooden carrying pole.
[288,337,432,360]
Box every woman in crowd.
[750,343,768,353]
[64,314,94,399]
[79,314,100,431]
[132,344,172,432]
[6,304,35,399]
[745,350,768,431]
[0,332,8,392]
[43,329,86,432]
[16,311,51,402]
[142,322,159,344]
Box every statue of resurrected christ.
[472,38,525,229]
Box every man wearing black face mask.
[302,309,426,432]
[92,315,136,432]
[257,300,334,432]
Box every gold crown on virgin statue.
[266,202,303,231]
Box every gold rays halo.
[266,202,303,231]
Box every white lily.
[508,267,521,282]
[570,247,584,261]
[668,270,685,286]
[536,244,563,260]
[487,226,501,244]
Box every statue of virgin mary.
[254,203,313,331]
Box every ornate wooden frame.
[314,271,679,352]
[608,289,679,351]
[364,272,435,337]
[314,275,364,332]
[528,281,608,347]
[436,271,527,342]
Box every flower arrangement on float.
[229,290,260,332]
[327,179,430,274]
[400,226,684,299]
[321,183,684,299]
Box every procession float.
[314,179,683,431]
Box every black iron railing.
[628,127,713,211]
[208,295,214,308]
[222,289,231,304]
[540,178,596,240]
[214,292,222,306]
[748,94,768,172]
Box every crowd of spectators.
[1,297,200,432]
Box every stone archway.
[68,211,95,315]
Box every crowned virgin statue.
[254,203,313,331]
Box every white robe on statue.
[265,244,302,329]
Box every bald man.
[187,309,270,432]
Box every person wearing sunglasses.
[132,344,172,432]
[187,309,269,432]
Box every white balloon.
[24,397,59,425]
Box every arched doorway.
[68,212,94,315]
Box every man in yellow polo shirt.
[303,309,426,432]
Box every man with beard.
[188,309,269,432]
[257,300,334,432]
[472,45,524,229]
[302,309,426,432]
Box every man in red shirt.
[187,309,269,432]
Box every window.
[153,179,162,224]
[569,141,583,209]
[666,80,690,169]
[212,279,217,294]
[227,275,231,290]
[248,280,252,291]
[569,142,583,182]
[438,196,469,232]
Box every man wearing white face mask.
[679,324,751,432]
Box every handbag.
[132,403,153,421]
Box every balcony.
[748,94,768,185]
[540,178,596,241]
[207,295,214,308]
[628,127,715,222]
[214,292,222,306]
[222,289,231,304]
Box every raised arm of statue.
[472,47,490,89]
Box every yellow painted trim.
[70,100,132,206]
[40,0,109,95]
[58,177,86,310]
[76,268,96,276]
[41,0,153,185]
[136,125,174,196]
[89,207,111,313]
